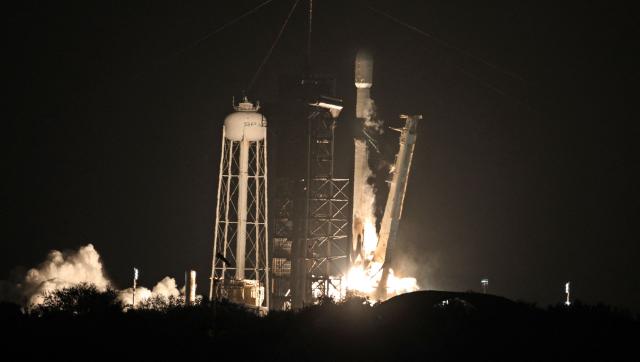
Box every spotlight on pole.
[132,267,139,307]
[565,281,571,306]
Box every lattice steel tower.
[291,94,349,308]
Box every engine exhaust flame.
[349,84,419,301]
[347,219,419,300]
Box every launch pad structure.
[209,64,421,310]
[294,93,350,308]
[270,77,350,310]
[209,2,421,311]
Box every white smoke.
[364,117,384,135]
[4,243,184,309]
[118,286,152,306]
[21,244,110,306]
[362,97,383,135]
[152,276,180,298]
[117,276,181,307]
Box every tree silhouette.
[32,283,121,315]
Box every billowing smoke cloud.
[363,98,381,125]
[364,115,384,135]
[21,244,110,306]
[117,277,181,307]
[152,277,180,298]
[1,244,184,308]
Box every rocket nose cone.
[355,49,373,88]
[356,49,373,65]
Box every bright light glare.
[345,219,419,300]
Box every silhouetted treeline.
[1,285,638,361]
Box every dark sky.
[4,1,638,310]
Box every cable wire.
[307,0,313,71]
[366,4,525,83]
[133,0,276,80]
[173,0,277,60]
[246,0,300,92]
[365,3,535,111]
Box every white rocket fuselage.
[355,49,373,119]
[352,49,375,264]
[352,139,369,264]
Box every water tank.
[224,98,267,141]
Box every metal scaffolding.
[292,102,350,308]
[270,179,295,310]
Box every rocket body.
[352,49,375,265]
[355,49,373,119]
[352,139,369,264]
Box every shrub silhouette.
[32,283,121,315]
[3,289,637,361]
[136,294,184,310]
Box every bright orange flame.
[346,220,419,300]
[362,218,378,257]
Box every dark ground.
[2,287,638,361]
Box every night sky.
[4,1,638,310]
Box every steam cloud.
[21,244,110,306]
[117,276,181,307]
[364,115,384,135]
[1,244,181,308]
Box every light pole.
[132,267,139,308]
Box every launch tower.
[292,92,349,308]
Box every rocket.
[352,138,369,265]
[355,49,374,119]
[352,49,375,266]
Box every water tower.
[209,97,269,309]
